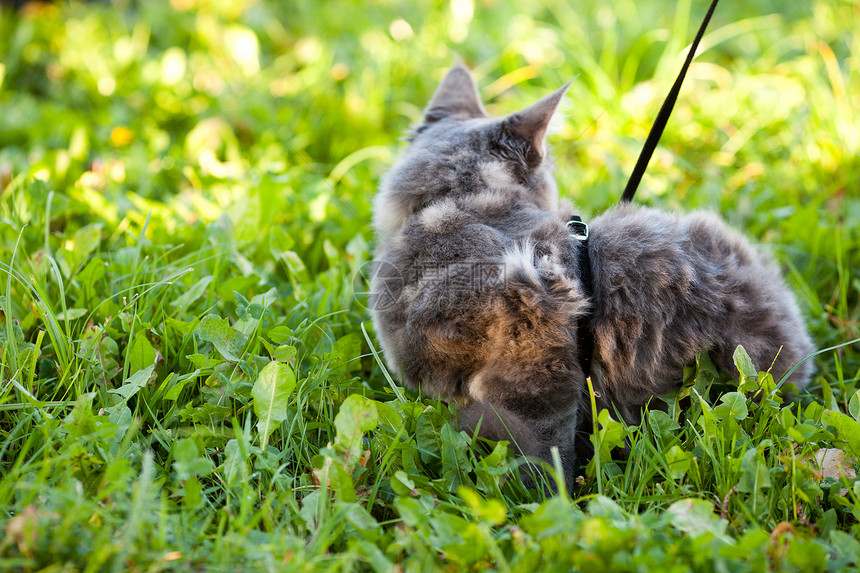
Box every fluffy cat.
[370,62,814,487]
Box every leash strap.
[620,0,721,203]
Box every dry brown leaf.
[797,447,856,479]
[5,505,39,555]
[812,448,857,480]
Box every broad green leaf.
[129,331,156,374]
[0,313,24,345]
[416,405,446,467]
[830,530,860,563]
[350,540,393,572]
[330,332,362,372]
[325,333,363,384]
[281,250,308,281]
[298,490,321,535]
[440,423,470,489]
[73,222,103,264]
[521,496,580,537]
[786,537,828,570]
[849,390,860,422]
[389,471,417,497]
[594,409,628,458]
[164,369,201,401]
[165,317,195,336]
[57,250,73,280]
[183,476,203,508]
[586,410,629,477]
[795,478,823,504]
[374,400,403,432]
[787,422,821,444]
[198,314,247,361]
[693,351,721,397]
[738,447,771,493]
[79,325,120,384]
[439,515,487,566]
[647,410,680,447]
[187,353,221,368]
[733,345,757,380]
[170,276,213,309]
[334,394,379,466]
[268,325,293,344]
[173,438,214,480]
[780,407,797,429]
[314,454,357,502]
[105,404,132,448]
[338,502,381,542]
[269,226,295,256]
[805,401,825,421]
[108,365,155,401]
[665,445,692,480]
[713,392,748,421]
[76,256,105,286]
[692,388,717,435]
[251,360,296,445]
[178,403,232,424]
[666,499,729,541]
[223,439,248,488]
[458,487,506,525]
[822,409,860,457]
[588,496,627,523]
[273,344,297,363]
[753,371,777,397]
[56,308,88,321]
[720,529,768,562]
[472,440,510,496]
[395,496,428,531]
[62,393,98,440]
[234,291,263,321]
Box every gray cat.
[370,62,814,487]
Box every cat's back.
[587,204,814,404]
[589,204,779,293]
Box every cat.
[369,62,814,489]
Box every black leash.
[571,0,721,377]
[620,0,721,203]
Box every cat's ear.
[501,82,570,167]
[423,61,487,124]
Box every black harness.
[567,215,595,378]
[569,0,720,378]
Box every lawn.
[0,0,858,570]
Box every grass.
[0,0,858,570]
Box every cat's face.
[374,63,569,241]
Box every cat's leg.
[454,400,541,459]
[454,395,580,493]
[708,264,815,391]
[712,324,814,393]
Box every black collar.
[567,215,594,378]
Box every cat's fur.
[370,63,814,485]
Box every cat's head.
[374,62,569,240]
